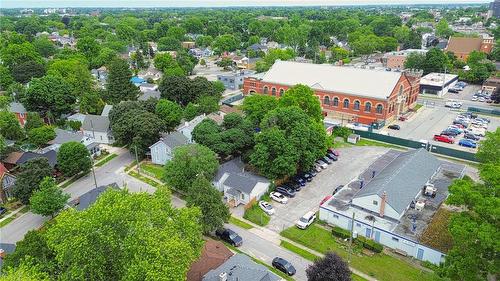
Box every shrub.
[331,126,351,140]
[357,236,383,253]
[331,226,351,239]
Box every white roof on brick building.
[261,60,403,100]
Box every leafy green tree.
[24,112,44,132]
[435,19,453,38]
[159,76,221,106]
[45,188,204,281]
[25,75,76,119]
[158,36,182,51]
[0,65,14,90]
[0,42,43,69]
[76,36,101,67]
[196,95,219,115]
[163,144,219,193]
[0,111,24,140]
[11,60,46,84]
[255,48,295,72]
[250,128,298,179]
[279,84,323,122]
[28,125,56,147]
[33,36,56,58]
[57,142,92,177]
[30,177,70,218]
[186,176,230,234]
[0,261,50,281]
[47,58,93,97]
[176,50,198,75]
[132,49,147,69]
[155,99,183,132]
[0,96,9,110]
[195,35,213,48]
[192,119,222,147]
[183,103,199,121]
[95,47,118,68]
[79,90,105,114]
[404,52,426,70]
[166,26,187,41]
[212,34,240,54]
[105,58,140,104]
[241,94,278,126]
[329,47,350,63]
[154,53,183,75]
[12,158,52,204]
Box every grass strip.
[94,153,118,167]
[280,240,319,261]
[128,171,163,188]
[229,216,253,229]
[140,163,164,180]
[0,217,15,228]
[60,172,87,189]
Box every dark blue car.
[459,139,477,148]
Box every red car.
[433,134,454,144]
[327,148,340,156]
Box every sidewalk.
[231,215,378,281]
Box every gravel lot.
[265,146,390,233]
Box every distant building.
[243,61,421,126]
[82,114,114,144]
[489,0,500,18]
[482,76,500,93]
[187,239,233,281]
[0,163,16,203]
[445,37,494,60]
[420,73,459,96]
[48,129,101,157]
[182,41,196,49]
[72,183,120,211]
[383,49,428,70]
[217,70,255,90]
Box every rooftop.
[420,73,458,87]
[8,102,26,113]
[72,183,120,211]
[187,239,233,281]
[82,115,110,133]
[156,131,189,149]
[260,60,404,100]
[138,90,161,101]
[202,254,280,281]
[446,37,483,54]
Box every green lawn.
[128,171,163,188]
[243,204,270,226]
[229,216,253,229]
[280,240,319,261]
[0,217,15,228]
[281,224,439,281]
[413,104,423,111]
[95,153,118,167]
[141,163,164,180]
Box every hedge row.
[331,227,383,253]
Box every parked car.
[448,88,460,93]
[326,153,338,161]
[296,211,316,229]
[465,128,486,137]
[327,148,340,156]
[313,164,322,173]
[333,185,344,195]
[434,134,455,144]
[398,116,407,121]
[291,176,306,186]
[0,207,6,215]
[478,97,486,102]
[299,172,313,182]
[316,160,327,169]
[471,96,478,101]
[475,117,490,123]
[216,228,243,247]
[453,120,469,127]
[272,257,296,276]
[307,170,317,177]
[270,192,288,204]
[440,130,459,137]
[464,133,480,141]
[258,201,275,215]
[284,181,301,192]
[388,124,400,130]
[447,126,463,134]
[470,122,487,129]
[459,139,477,148]
[322,156,333,164]
[275,186,296,198]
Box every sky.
[0,0,491,8]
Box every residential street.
[0,148,163,244]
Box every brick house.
[243,61,421,125]
[8,102,27,127]
[445,37,494,61]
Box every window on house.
[365,102,372,112]
[324,96,330,105]
[376,104,383,114]
[354,100,360,110]
[373,200,378,205]
[333,214,339,219]
[279,89,284,96]
[343,99,349,108]
[356,223,361,227]
[333,97,339,107]
[263,86,268,94]
[271,87,276,96]
[392,237,399,242]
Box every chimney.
[219,272,227,281]
[379,191,387,217]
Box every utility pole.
[134,145,141,175]
[348,212,355,264]
[90,157,98,189]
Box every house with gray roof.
[213,157,270,207]
[82,115,114,144]
[48,129,101,157]
[149,132,190,165]
[138,90,161,101]
[202,254,281,281]
[72,183,120,211]
[8,102,27,126]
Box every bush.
[332,126,352,140]
[331,226,351,239]
[357,236,383,253]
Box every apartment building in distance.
[243,60,421,126]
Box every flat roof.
[259,60,404,100]
[420,73,458,87]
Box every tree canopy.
[12,158,53,204]
[30,177,70,218]
[57,141,92,177]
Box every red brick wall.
[243,73,419,125]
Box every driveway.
[266,147,389,233]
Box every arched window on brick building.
[365,102,371,112]
[343,98,349,108]
[376,104,384,114]
[324,96,330,105]
[353,100,360,110]
[263,86,268,94]
[333,97,339,107]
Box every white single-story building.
[320,149,465,265]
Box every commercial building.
[243,61,421,126]
[420,73,459,96]
[382,49,428,70]
[217,70,256,90]
[482,76,500,93]
[319,149,465,264]
[445,37,494,60]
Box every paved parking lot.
[382,105,500,152]
[265,146,390,233]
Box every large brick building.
[243,61,421,125]
[445,37,494,61]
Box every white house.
[213,158,270,207]
[138,66,162,81]
[149,132,189,165]
[176,114,207,142]
[48,129,101,157]
[82,115,114,144]
[319,149,465,265]
[139,83,158,93]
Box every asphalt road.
[0,148,163,244]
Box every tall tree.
[76,36,101,68]
[241,94,278,126]
[57,142,92,177]
[47,58,93,97]
[27,125,56,147]
[25,75,76,119]
[11,60,45,84]
[45,188,204,280]
[30,177,70,218]
[279,84,323,122]
[0,65,14,90]
[105,58,140,104]
[12,158,52,204]
[155,99,183,132]
[0,111,24,140]
[435,19,453,38]
[163,144,219,193]
[306,252,351,281]
[186,176,230,234]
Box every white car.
[471,96,478,101]
[471,122,487,129]
[296,211,316,229]
[316,160,328,169]
[270,192,288,204]
[259,201,275,215]
[478,97,486,102]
